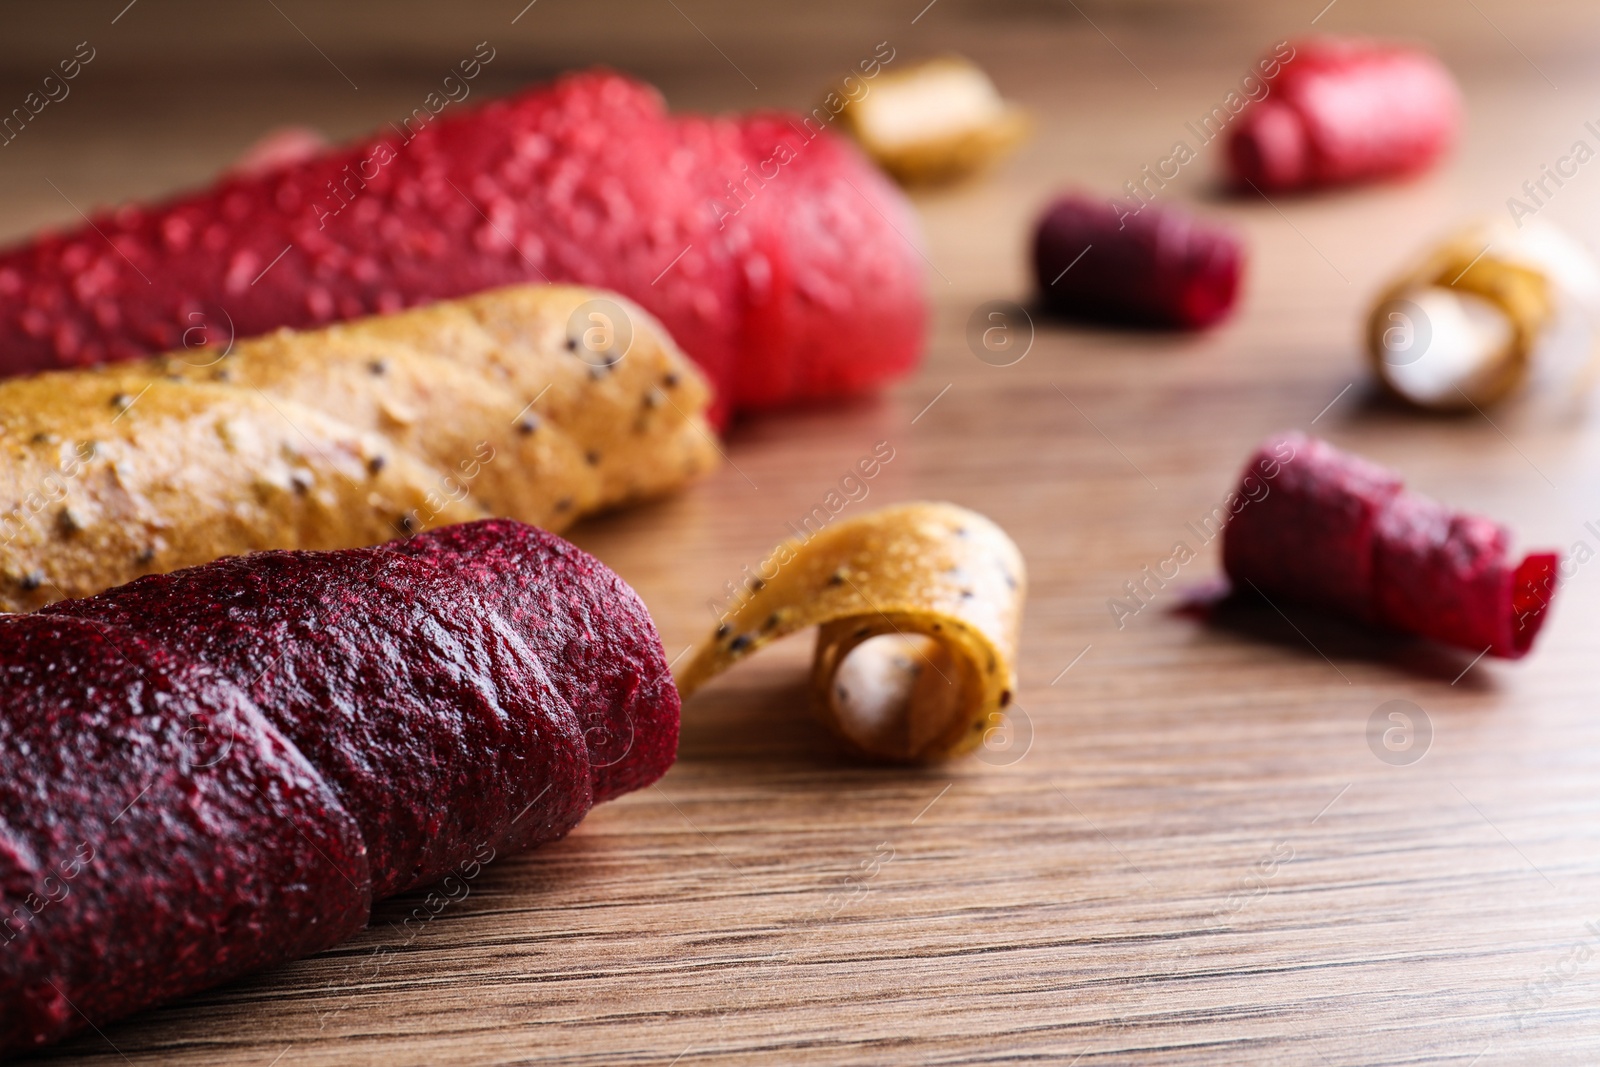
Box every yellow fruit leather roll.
[676,502,1026,762]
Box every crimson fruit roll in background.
[0,70,927,426]
[0,519,679,1054]
[1227,37,1461,193]
[1222,433,1560,658]
[1033,193,1244,329]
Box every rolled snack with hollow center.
[3,519,679,1054]
[1221,432,1559,658]
[1227,37,1460,192]
[0,284,717,611]
[1034,194,1244,330]
[676,502,1025,761]
[1367,219,1600,410]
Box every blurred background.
[3,1,1598,213]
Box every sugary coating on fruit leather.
[0,284,717,612]
[676,502,1024,762]
[0,614,371,1054]
[49,538,596,898]
[390,519,680,803]
[0,71,927,424]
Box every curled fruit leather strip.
[1227,37,1461,192]
[1033,193,1244,330]
[677,502,1025,761]
[0,519,677,1054]
[0,70,928,426]
[1367,219,1600,411]
[1221,433,1560,658]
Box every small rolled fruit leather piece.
[837,56,1029,186]
[0,284,717,611]
[1367,219,1600,410]
[676,502,1025,762]
[1221,432,1560,658]
[1033,193,1245,330]
[2,518,679,1054]
[1227,37,1461,192]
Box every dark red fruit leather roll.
[1033,193,1244,330]
[0,616,372,1054]
[387,519,677,805]
[0,70,927,426]
[1222,432,1559,658]
[2,519,678,1053]
[1227,37,1461,193]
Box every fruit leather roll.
[677,502,1025,762]
[2,518,677,1053]
[1033,193,1244,330]
[1221,432,1559,658]
[1227,37,1461,193]
[0,284,717,611]
[0,70,928,424]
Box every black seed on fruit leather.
[728,633,754,652]
[367,455,386,475]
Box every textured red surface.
[0,71,927,426]
[388,519,679,805]
[1222,432,1559,658]
[1033,194,1244,330]
[1227,37,1461,192]
[0,616,372,1054]
[1,520,678,1054]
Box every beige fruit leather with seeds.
[0,284,717,610]
[676,502,1026,763]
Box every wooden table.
[11,0,1600,1063]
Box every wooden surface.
[11,0,1600,1063]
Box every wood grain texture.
[10,0,1600,1063]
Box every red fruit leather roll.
[1227,37,1461,192]
[0,71,927,426]
[1221,432,1559,658]
[1033,193,1244,329]
[3,519,678,1053]
[0,616,372,1054]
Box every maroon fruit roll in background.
[1222,432,1560,658]
[1,520,678,1054]
[1033,193,1244,330]
[1227,37,1461,193]
[0,69,927,426]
